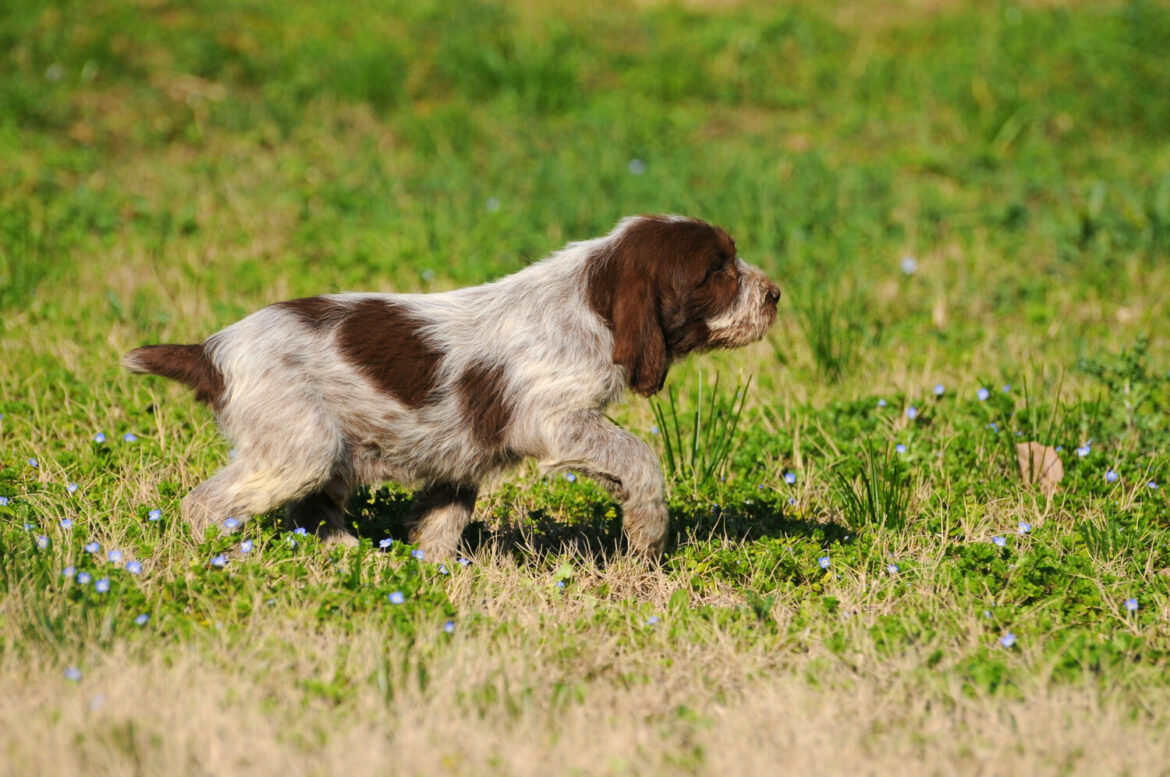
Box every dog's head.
[586,215,781,396]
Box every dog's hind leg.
[285,476,357,547]
[406,482,478,559]
[181,453,338,539]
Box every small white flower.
[899,256,918,275]
[627,158,647,175]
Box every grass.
[2,0,1170,774]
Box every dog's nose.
[765,283,781,304]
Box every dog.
[124,215,781,557]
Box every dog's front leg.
[549,413,669,558]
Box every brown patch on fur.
[457,361,513,448]
[122,344,226,408]
[586,217,742,396]
[273,296,349,329]
[336,299,442,408]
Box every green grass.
[3,0,1170,774]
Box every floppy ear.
[610,275,668,397]
[586,244,669,397]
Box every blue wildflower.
[647,615,661,625]
[293,527,307,535]
[379,538,394,549]
[123,433,137,442]
[126,560,142,575]
[77,572,92,585]
[900,256,918,275]
[987,422,998,432]
[240,540,253,554]
[65,667,82,682]
[457,557,471,567]
[29,458,38,468]
[1003,384,1012,393]
[784,472,796,484]
[895,443,907,454]
[223,517,240,529]
[564,472,577,482]
[1018,522,1031,534]
[135,614,149,626]
[0,496,8,506]
[1125,598,1139,612]
[85,541,100,553]
[934,384,945,396]
[1076,444,1091,457]
[1000,632,1017,648]
[818,556,830,569]
[411,549,425,560]
[63,566,76,579]
[992,536,1006,547]
[60,518,73,530]
[228,448,237,459]
[977,387,990,401]
[36,535,49,549]
[95,578,110,593]
[443,620,456,633]
[1148,481,1159,490]
[210,555,227,568]
[108,549,122,563]
[787,496,796,505]
[906,406,919,420]
[388,591,405,605]
[1106,470,1118,483]
[887,563,899,575]
[148,509,161,521]
[439,564,449,575]
[877,399,887,408]
[94,432,106,443]
[67,483,78,494]
[650,426,659,435]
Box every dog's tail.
[123,343,226,408]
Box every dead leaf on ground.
[1017,442,1064,496]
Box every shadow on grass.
[347,485,848,567]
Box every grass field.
[3,0,1170,774]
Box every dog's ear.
[586,234,670,397]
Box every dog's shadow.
[346,486,846,568]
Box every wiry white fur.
[157,217,779,556]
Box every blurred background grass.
[3,0,1167,375]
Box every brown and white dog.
[124,215,780,557]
